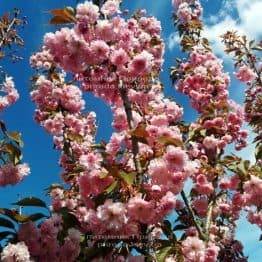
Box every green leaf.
[0,217,15,229]
[119,172,136,185]
[13,197,47,208]
[67,132,83,143]
[158,136,184,147]
[99,172,108,179]
[236,160,250,177]
[156,246,173,262]
[105,180,118,194]
[255,144,262,161]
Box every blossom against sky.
[0,0,261,260]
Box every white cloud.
[168,0,262,57]
[204,0,262,57]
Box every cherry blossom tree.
[0,0,261,261]
[0,9,29,188]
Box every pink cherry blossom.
[128,51,153,76]
[1,242,31,262]
[235,65,256,82]
[182,236,205,262]
[0,163,30,187]
[0,77,19,111]
[76,1,99,24]
[101,0,120,16]
[127,195,154,224]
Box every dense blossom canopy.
[0,0,261,261]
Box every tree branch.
[119,80,143,184]
[181,190,206,241]
[205,199,214,238]
[0,17,16,49]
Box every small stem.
[119,81,143,184]
[205,199,214,237]
[241,41,262,86]
[181,190,206,241]
[0,17,16,49]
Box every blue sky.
[0,0,261,260]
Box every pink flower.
[128,51,153,76]
[97,200,127,231]
[247,211,262,229]
[106,132,125,157]
[101,0,120,16]
[112,107,128,131]
[110,48,129,67]
[90,40,110,63]
[18,222,40,256]
[156,192,177,217]
[0,77,19,111]
[79,152,102,169]
[43,113,64,136]
[59,228,81,262]
[1,242,31,262]
[76,1,99,24]
[96,20,115,41]
[176,1,202,23]
[235,65,256,82]
[164,146,188,171]
[79,170,113,197]
[182,236,205,262]
[165,100,183,122]
[148,158,169,185]
[30,49,53,69]
[192,197,208,217]
[195,174,214,195]
[205,243,220,262]
[127,195,154,224]
[0,163,30,187]
[150,114,169,126]
[202,135,218,150]
[60,85,85,113]
[127,255,145,262]
[243,175,262,206]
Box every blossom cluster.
[172,0,202,24]
[28,1,202,250]
[1,242,31,262]
[0,77,19,111]
[176,45,247,151]
[171,0,261,260]
[2,0,257,261]
[42,0,163,105]
[0,163,30,187]
[5,215,81,262]
[0,77,30,187]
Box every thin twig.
[181,190,206,241]
[205,199,215,237]
[0,17,16,49]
